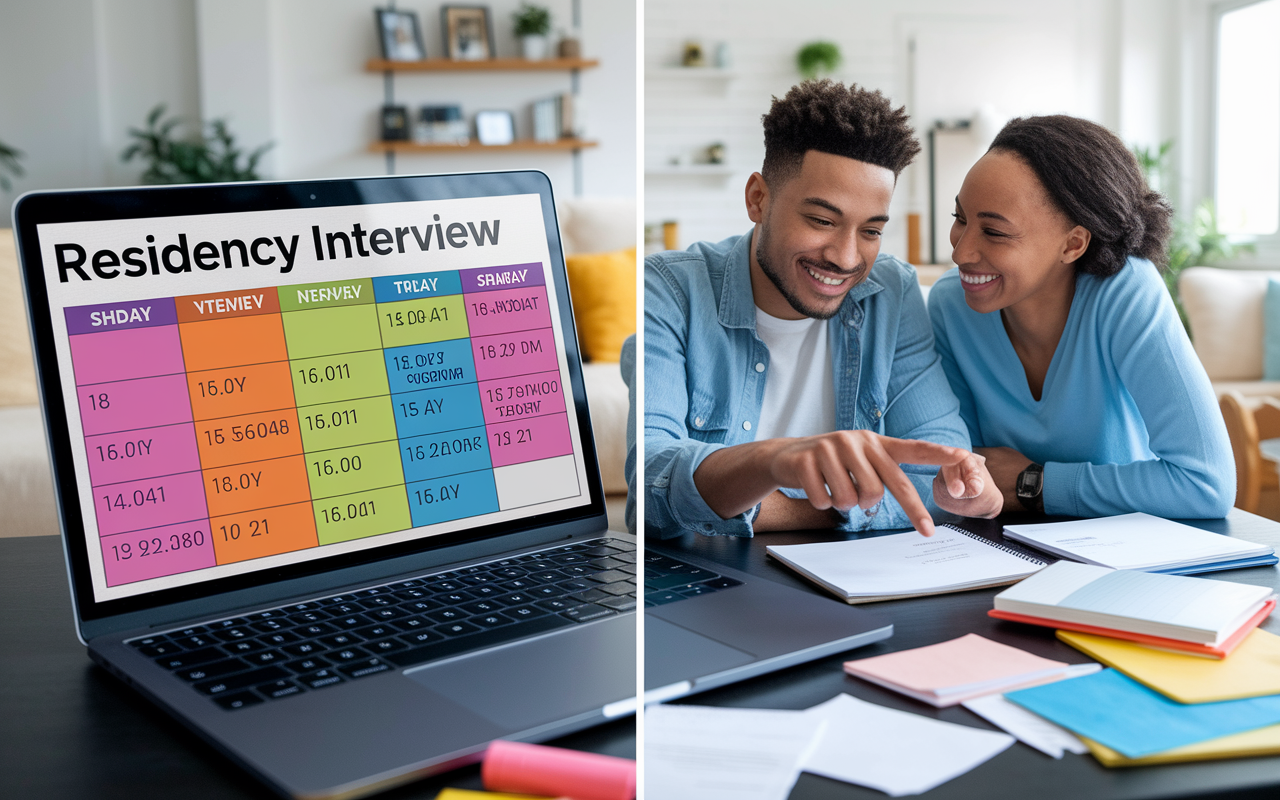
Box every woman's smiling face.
[949,149,1089,315]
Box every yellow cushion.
[565,247,636,362]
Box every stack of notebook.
[1002,513,1277,574]
[989,561,1276,658]
[983,561,1280,766]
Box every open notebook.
[766,525,1047,603]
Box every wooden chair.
[1219,391,1280,513]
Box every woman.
[927,115,1234,518]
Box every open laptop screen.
[16,173,601,613]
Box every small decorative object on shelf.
[706,142,726,164]
[442,5,493,61]
[380,105,410,141]
[797,41,841,79]
[474,110,515,145]
[513,2,552,60]
[558,28,581,59]
[715,42,732,68]
[375,8,425,61]
[682,40,706,67]
[416,106,469,145]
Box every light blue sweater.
[928,258,1234,518]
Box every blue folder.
[1006,668,1280,758]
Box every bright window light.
[1216,0,1280,236]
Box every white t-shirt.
[754,307,836,442]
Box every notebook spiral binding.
[941,524,1048,565]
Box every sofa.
[0,197,634,538]
[1179,266,1280,398]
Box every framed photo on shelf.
[380,105,410,141]
[474,110,515,146]
[442,5,493,61]
[375,9,425,61]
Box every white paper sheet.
[962,694,1088,758]
[801,694,1015,796]
[644,704,826,800]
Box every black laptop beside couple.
[14,170,635,799]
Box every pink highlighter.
[482,740,636,800]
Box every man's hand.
[932,451,1002,519]
[693,430,982,536]
[975,446,1035,514]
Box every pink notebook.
[843,633,1100,707]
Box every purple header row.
[63,262,545,335]
[459,262,544,294]
[66,297,178,336]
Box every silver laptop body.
[15,171,635,799]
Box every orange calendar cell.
[187,361,298,421]
[194,408,303,470]
[179,313,289,371]
[202,454,312,518]
[210,501,318,565]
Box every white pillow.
[1179,267,1280,381]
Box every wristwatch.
[1016,463,1045,514]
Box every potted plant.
[121,104,272,184]
[513,2,552,60]
[0,139,24,192]
[797,41,841,79]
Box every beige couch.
[0,198,633,537]
[1180,266,1280,397]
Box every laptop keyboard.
[643,553,742,607]
[128,537,636,710]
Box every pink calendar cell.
[487,412,573,468]
[85,423,203,487]
[100,518,216,586]
[477,370,566,426]
[471,328,558,381]
[78,373,194,436]
[463,285,552,337]
[94,469,209,537]
[69,325,187,386]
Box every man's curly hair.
[761,80,921,186]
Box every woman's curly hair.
[989,115,1173,275]
[761,80,920,185]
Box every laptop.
[643,540,893,703]
[13,171,635,799]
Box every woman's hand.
[932,451,1003,519]
[975,446,1035,514]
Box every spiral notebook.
[766,525,1048,604]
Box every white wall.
[644,0,1216,262]
[0,0,634,229]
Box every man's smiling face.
[747,150,896,320]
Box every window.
[1216,0,1280,236]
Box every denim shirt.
[642,231,970,539]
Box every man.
[642,80,1002,539]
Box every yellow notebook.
[1056,628,1280,703]
[434,790,556,800]
[1082,724,1280,767]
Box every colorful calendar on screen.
[37,193,590,602]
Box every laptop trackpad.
[645,617,756,690]
[404,616,635,731]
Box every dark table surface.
[0,534,635,800]
[654,509,1280,800]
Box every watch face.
[1017,467,1042,497]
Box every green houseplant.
[513,3,552,59]
[1131,138,1254,333]
[797,41,841,79]
[122,104,271,184]
[0,139,24,192]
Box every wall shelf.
[646,67,738,81]
[367,57,599,73]
[371,138,598,154]
[645,164,734,177]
